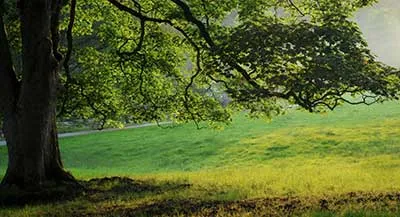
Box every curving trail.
[0,122,171,147]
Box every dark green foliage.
[3,0,398,127]
[211,18,398,112]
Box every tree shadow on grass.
[99,197,304,217]
[2,178,400,216]
[0,176,191,207]
[0,182,85,206]
[83,176,191,203]
[80,192,400,217]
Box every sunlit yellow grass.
[134,155,400,202]
[211,119,400,167]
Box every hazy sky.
[356,0,400,67]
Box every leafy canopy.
[3,0,399,127]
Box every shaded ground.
[1,177,400,217]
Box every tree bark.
[0,0,75,189]
[0,0,19,186]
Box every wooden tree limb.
[63,0,77,81]
[168,0,268,91]
[107,0,393,113]
[107,0,288,108]
[107,0,210,125]
[58,0,77,116]
[51,0,64,61]
[287,0,305,16]
[0,0,18,114]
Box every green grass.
[0,101,400,216]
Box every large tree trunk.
[0,0,75,189]
[2,111,75,188]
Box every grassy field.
[0,101,400,216]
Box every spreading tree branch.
[169,0,215,49]
[58,0,77,116]
[201,0,210,28]
[0,0,18,114]
[169,0,264,90]
[118,19,145,58]
[51,0,63,61]
[107,0,393,115]
[63,0,76,81]
[117,0,145,58]
[108,0,209,126]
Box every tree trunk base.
[51,168,83,188]
[1,167,81,191]
[0,179,85,206]
[0,166,85,206]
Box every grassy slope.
[0,101,400,216]
[1,102,400,183]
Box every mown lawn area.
[0,101,400,216]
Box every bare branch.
[201,0,210,28]
[118,19,145,58]
[207,74,230,90]
[63,0,76,81]
[287,0,305,16]
[108,0,173,24]
[170,0,215,49]
[77,82,108,130]
[183,43,203,129]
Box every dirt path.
[0,122,171,147]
